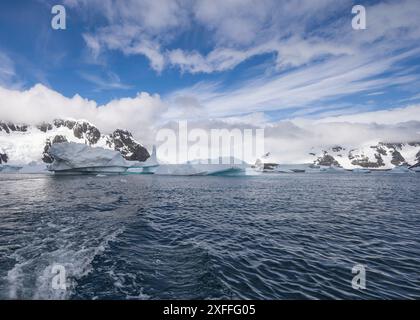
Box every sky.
[1,0,420,162]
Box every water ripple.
[0,173,419,299]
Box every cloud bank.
[0,84,166,146]
[1,83,419,163]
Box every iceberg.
[271,164,309,173]
[0,165,22,173]
[19,161,49,174]
[352,168,371,174]
[48,142,131,174]
[126,145,160,174]
[389,165,415,174]
[306,165,347,173]
[154,163,246,176]
[154,157,248,176]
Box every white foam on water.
[5,227,125,299]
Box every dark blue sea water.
[0,173,419,299]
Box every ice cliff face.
[311,142,420,169]
[48,142,131,173]
[0,119,150,165]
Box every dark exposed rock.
[53,119,76,130]
[0,152,8,164]
[2,119,150,164]
[315,152,341,167]
[263,163,279,170]
[351,153,385,168]
[350,145,388,168]
[36,122,53,132]
[376,147,387,156]
[379,142,404,150]
[390,150,406,166]
[42,135,68,163]
[332,146,344,152]
[0,122,9,133]
[309,152,316,156]
[6,123,16,131]
[72,121,101,145]
[407,142,420,147]
[19,124,28,132]
[0,121,28,133]
[107,129,150,161]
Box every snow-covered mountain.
[0,119,150,165]
[310,141,420,169]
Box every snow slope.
[0,119,149,166]
[310,141,420,170]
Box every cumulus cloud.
[1,83,420,164]
[63,0,420,123]
[153,104,420,163]
[0,84,167,145]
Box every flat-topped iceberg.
[389,165,415,173]
[154,157,249,176]
[352,168,371,173]
[48,142,131,174]
[154,164,246,176]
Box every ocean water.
[0,173,419,300]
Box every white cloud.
[168,47,420,118]
[153,104,420,164]
[0,51,19,88]
[1,83,419,164]
[76,0,353,73]
[0,84,167,145]
[167,37,352,74]
[79,71,132,91]
[72,0,420,75]
[263,119,420,164]
[3,1,420,162]
[312,104,420,125]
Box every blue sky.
[0,0,420,125]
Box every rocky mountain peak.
[315,152,341,167]
[72,121,101,145]
[0,121,28,133]
[0,118,150,165]
[311,141,420,169]
[42,135,68,163]
[0,152,8,164]
[106,129,150,162]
